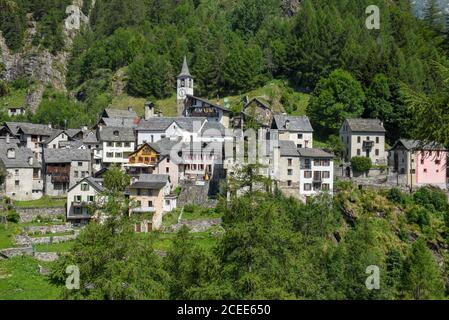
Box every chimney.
[144,101,155,120]
[284,120,290,129]
[28,157,34,166]
[48,123,52,129]
[6,133,10,144]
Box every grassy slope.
[14,196,66,208]
[0,89,27,110]
[0,256,60,300]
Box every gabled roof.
[98,126,135,142]
[0,143,41,169]
[16,123,56,136]
[68,177,105,193]
[298,148,334,159]
[44,148,91,164]
[2,122,25,136]
[177,56,192,78]
[65,129,84,139]
[83,131,99,144]
[186,95,231,113]
[279,140,300,157]
[344,118,386,133]
[273,115,313,132]
[42,130,66,145]
[129,143,160,158]
[99,117,139,128]
[200,121,226,136]
[59,140,85,149]
[136,117,207,132]
[149,137,182,156]
[102,108,137,119]
[129,174,170,190]
[391,139,447,151]
[244,98,272,111]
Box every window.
[297,144,302,148]
[375,149,379,156]
[297,134,303,139]
[357,149,361,156]
[115,142,122,147]
[107,142,113,147]
[74,207,82,215]
[88,196,95,202]
[81,183,89,191]
[322,171,330,179]
[322,184,330,191]
[421,159,424,165]
[137,189,142,196]
[357,136,361,143]
[288,159,293,166]
[304,171,312,179]
[15,180,19,187]
[436,160,441,165]
[113,130,119,137]
[15,169,19,176]
[81,171,86,178]
[106,152,113,158]
[166,167,170,173]
[74,195,82,202]
[304,183,312,191]
[74,171,79,178]
[115,152,122,158]
[148,201,153,207]
[78,162,82,167]
[376,137,379,143]
[424,169,428,173]
[125,142,131,148]
[287,169,293,176]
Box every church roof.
[177,56,192,78]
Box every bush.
[351,157,372,173]
[183,204,197,213]
[6,211,20,223]
[0,80,10,97]
[406,206,430,228]
[387,188,407,204]
[413,187,449,212]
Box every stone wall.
[167,218,222,233]
[0,247,34,259]
[24,223,73,235]
[16,207,66,223]
[177,181,218,208]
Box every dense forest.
[0,0,449,144]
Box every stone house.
[0,138,43,200]
[128,174,177,231]
[98,126,135,167]
[66,177,106,224]
[272,140,301,198]
[14,123,56,161]
[340,118,387,165]
[7,107,26,117]
[272,114,314,149]
[43,148,92,196]
[42,130,70,149]
[389,139,448,189]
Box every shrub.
[6,211,20,223]
[413,187,449,212]
[406,206,430,228]
[351,156,372,173]
[0,80,10,97]
[183,204,196,213]
[387,188,407,204]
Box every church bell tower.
[177,56,194,116]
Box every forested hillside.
[1,0,449,144]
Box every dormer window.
[7,148,15,159]
[113,130,119,137]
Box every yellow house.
[126,143,160,176]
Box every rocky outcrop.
[0,0,89,112]
[167,218,222,233]
[282,0,303,17]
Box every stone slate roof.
[59,140,84,149]
[136,117,206,132]
[187,95,230,112]
[177,56,192,78]
[103,108,137,119]
[279,140,300,157]
[393,139,447,151]
[65,129,84,139]
[298,148,334,158]
[200,121,226,136]
[42,130,65,145]
[100,117,139,128]
[83,131,99,144]
[44,148,91,164]
[68,177,105,193]
[3,122,24,135]
[149,137,183,156]
[273,115,314,132]
[16,123,56,136]
[345,118,386,133]
[0,143,41,169]
[130,174,170,189]
[98,127,135,142]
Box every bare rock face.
[282,0,303,17]
[0,0,89,112]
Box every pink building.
[389,139,448,189]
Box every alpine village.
[1,0,449,301]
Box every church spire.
[177,56,191,78]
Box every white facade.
[67,179,105,222]
[102,141,135,165]
[4,167,43,201]
[279,131,313,149]
[299,156,334,202]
